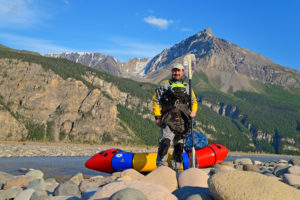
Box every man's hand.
[190,110,196,118]
[155,119,162,127]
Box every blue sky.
[0,0,299,70]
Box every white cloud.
[143,16,173,29]
[0,33,75,54]
[0,0,39,28]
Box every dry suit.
[153,78,198,170]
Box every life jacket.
[160,80,191,136]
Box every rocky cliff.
[0,57,153,144]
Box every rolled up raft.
[85,143,228,173]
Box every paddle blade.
[183,53,197,79]
[188,147,199,168]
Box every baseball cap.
[172,63,184,70]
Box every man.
[153,63,198,170]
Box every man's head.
[171,63,185,81]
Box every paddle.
[183,53,198,168]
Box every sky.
[0,0,299,70]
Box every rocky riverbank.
[1,158,300,200]
[0,141,157,157]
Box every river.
[1,153,299,182]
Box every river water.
[1,154,299,182]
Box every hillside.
[1,40,300,155]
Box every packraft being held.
[153,63,198,170]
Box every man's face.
[172,68,184,81]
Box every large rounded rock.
[79,175,112,192]
[220,161,234,168]
[0,171,14,186]
[289,158,300,166]
[141,166,177,192]
[89,180,177,200]
[4,176,29,189]
[173,186,213,200]
[117,169,144,181]
[54,180,81,197]
[0,186,22,199]
[273,165,290,177]
[14,188,35,200]
[243,164,260,172]
[27,178,46,190]
[69,173,84,185]
[109,187,147,200]
[287,166,300,176]
[178,168,209,188]
[283,173,300,186]
[25,169,44,181]
[208,170,300,200]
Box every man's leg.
[156,126,174,167]
[170,135,184,170]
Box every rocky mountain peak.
[196,28,214,38]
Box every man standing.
[153,63,198,170]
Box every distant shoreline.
[0,140,299,158]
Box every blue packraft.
[184,132,208,152]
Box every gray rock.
[208,170,300,200]
[109,187,147,200]
[173,186,213,200]
[0,186,22,199]
[289,159,300,166]
[79,176,112,192]
[30,189,48,200]
[273,165,290,177]
[45,178,59,194]
[14,188,35,200]
[54,180,80,197]
[27,178,46,190]
[81,187,99,200]
[283,173,300,186]
[25,169,44,180]
[243,164,260,172]
[68,173,83,185]
[287,165,300,175]
[0,171,14,187]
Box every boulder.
[27,178,46,190]
[4,175,29,189]
[140,166,177,192]
[25,169,44,181]
[109,187,147,200]
[45,178,59,193]
[117,169,144,181]
[54,180,81,197]
[178,168,209,188]
[273,165,290,177]
[0,171,14,186]
[68,173,84,185]
[173,186,213,200]
[287,165,300,176]
[89,180,177,200]
[14,188,35,200]
[79,175,112,192]
[282,173,300,186]
[233,158,252,165]
[208,170,300,200]
[0,186,22,199]
[289,158,300,166]
[243,164,260,172]
[29,189,48,200]
[81,187,99,200]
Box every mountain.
[1,28,300,155]
[145,28,300,91]
[45,52,150,80]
